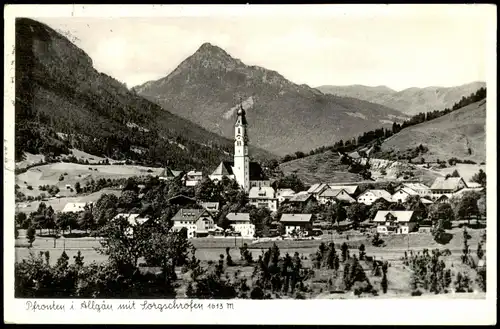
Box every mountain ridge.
[14,18,274,174]
[134,42,410,156]
[316,81,486,116]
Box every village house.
[357,189,393,205]
[226,212,255,238]
[209,104,270,192]
[287,192,318,206]
[276,188,296,203]
[373,210,417,235]
[280,213,314,236]
[167,194,197,206]
[249,186,278,211]
[396,182,432,198]
[185,171,203,187]
[112,213,149,236]
[430,176,467,196]
[200,201,220,214]
[327,184,360,197]
[317,187,356,204]
[61,202,90,213]
[392,187,418,203]
[171,208,215,239]
[306,183,330,197]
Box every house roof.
[210,161,268,181]
[359,189,392,200]
[289,192,315,203]
[277,188,295,196]
[454,187,485,197]
[465,182,482,189]
[226,212,251,222]
[394,187,418,196]
[402,182,430,191]
[430,177,465,190]
[171,208,212,222]
[373,210,415,223]
[280,213,313,223]
[328,185,358,195]
[319,187,343,198]
[113,213,148,226]
[167,194,197,204]
[307,183,328,194]
[61,202,87,213]
[249,186,276,199]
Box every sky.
[31,4,494,91]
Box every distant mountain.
[316,82,486,116]
[380,99,486,163]
[316,85,397,102]
[14,18,274,173]
[134,43,409,156]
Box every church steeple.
[234,99,250,191]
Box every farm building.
[430,177,467,195]
[395,182,432,198]
[226,212,255,238]
[317,187,356,204]
[171,208,215,238]
[392,187,418,203]
[373,210,417,235]
[357,189,393,205]
[61,202,89,213]
[249,186,278,211]
[280,213,314,236]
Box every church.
[209,103,270,192]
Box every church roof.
[212,161,235,176]
[210,161,268,181]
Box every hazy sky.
[33,5,493,91]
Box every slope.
[134,43,409,156]
[380,99,486,163]
[317,82,486,116]
[14,18,274,174]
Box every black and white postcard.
[3,4,497,325]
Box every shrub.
[27,185,33,190]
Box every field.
[280,150,368,185]
[381,100,486,164]
[15,188,122,213]
[15,225,486,298]
[16,161,163,198]
[437,164,486,182]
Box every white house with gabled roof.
[226,212,255,238]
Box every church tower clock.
[234,102,250,192]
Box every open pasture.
[15,161,163,198]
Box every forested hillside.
[15,18,274,173]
